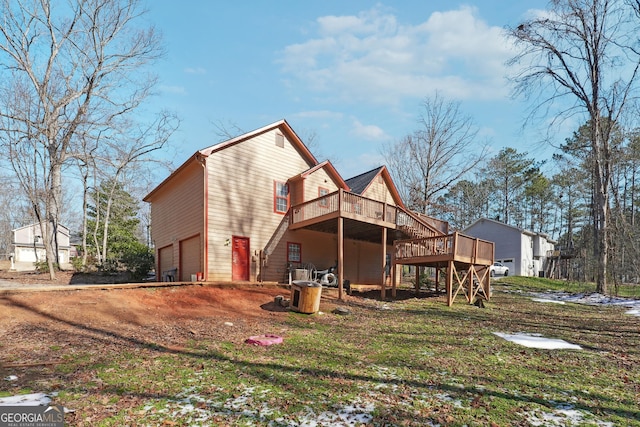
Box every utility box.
[290,281,322,314]
[293,268,310,281]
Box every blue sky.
[146,1,558,180]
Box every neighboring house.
[144,120,444,286]
[463,218,556,277]
[12,223,72,269]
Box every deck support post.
[382,227,389,299]
[338,216,344,300]
[484,267,491,300]
[414,266,420,295]
[391,262,397,298]
[446,260,454,306]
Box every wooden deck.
[275,189,450,300]
[394,233,494,266]
[392,233,495,306]
[269,188,494,306]
[288,189,446,241]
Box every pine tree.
[86,179,152,278]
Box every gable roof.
[345,166,405,208]
[144,120,318,202]
[464,217,556,243]
[345,167,383,195]
[291,160,350,190]
[13,223,70,235]
[199,119,317,165]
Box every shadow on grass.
[2,294,638,425]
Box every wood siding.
[206,128,315,281]
[344,239,390,284]
[361,175,396,205]
[149,159,204,279]
[158,245,173,277]
[179,234,201,281]
[260,228,388,284]
[303,168,340,202]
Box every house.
[463,218,556,277]
[143,119,448,294]
[12,223,72,270]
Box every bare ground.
[0,270,383,424]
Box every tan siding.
[302,168,340,202]
[343,240,391,284]
[149,160,204,277]
[355,241,389,283]
[179,234,201,281]
[206,128,315,281]
[261,228,389,285]
[362,176,396,205]
[260,229,335,282]
[158,245,173,277]
[289,179,304,206]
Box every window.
[287,242,301,263]
[274,181,289,213]
[318,187,329,207]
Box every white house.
[463,218,556,277]
[12,223,72,270]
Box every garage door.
[158,245,173,279]
[180,235,201,281]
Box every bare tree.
[507,0,640,293]
[382,94,487,214]
[87,113,178,265]
[0,0,163,278]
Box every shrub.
[71,256,84,272]
[121,242,155,281]
[34,260,60,273]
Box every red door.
[232,236,250,281]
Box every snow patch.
[493,332,582,350]
[524,290,640,316]
[526,402,614,426]
[0,393,52,406]
[531,298,566,304]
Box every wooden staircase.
[396,208,445,239]
[264,213,290,256]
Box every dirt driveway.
[0,283,301,366]
[0,271,350,370]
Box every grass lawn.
[2,278,639,426]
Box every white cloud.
[279,5,516,105]
[317,6,398,36]
[350,119,389,141]
[292,110,344,120]
[353,152,386,174]
[160,85,187,95]
[184,67,206,75]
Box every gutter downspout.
[196,153,208,281]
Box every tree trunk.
[81,166,89,268]
[101,194,114,263]
[43,160,64,280]
[593,116,609,294]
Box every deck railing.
[290,189,441,238]
[394,232,494,265]
[291,192,340,223]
